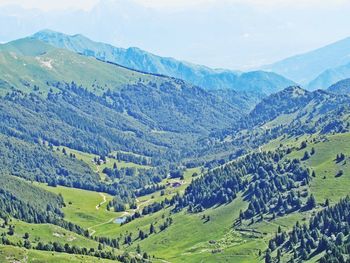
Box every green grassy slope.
[0,40,153,96]
[0,38,242,164]
[0,129,348,262]
[0,219,99,249]
[25,132,349,263]
[264,133,350,204]
[33,167,259,262]
[0,245,117,263]
[37,184,117,230]
[131,132,350,262]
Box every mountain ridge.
[263,36,350,87]
[31,29,294,95]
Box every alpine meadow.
[1,1,350,263]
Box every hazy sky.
[1,0,350,69]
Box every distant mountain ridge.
[263,36,350,89]
[307,62,350,90]
[327,78,350,95]
[31,30,294,95]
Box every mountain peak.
[283,86,308,96]
[33,29,90,42]
[0,37,55,56]
[33,29,67,38]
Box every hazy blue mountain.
[327,78,350,95]
[308,62,350,90]
[263,36,350,85]
[31,30,294,95]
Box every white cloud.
[134,0,349,10]
[0,0,99,11]
[0,0,347,11]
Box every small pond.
[114,217,127,224]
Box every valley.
[0,29,350,263]
[2,129,349,262]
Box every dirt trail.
[96,193,107,210]
[87,193,114,236]
[88,192,149,236]
[88,217,116,236]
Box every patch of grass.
[128,197,255,263]
[58,194,256,263]
[0,245,116,263]
[36,183,119,231]
[262,132,350,204]
[0,219,99,249]
[280,133,350,204]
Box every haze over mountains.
[263,36,350,89]
[31,30,294,96]
[31,29,350,93]
[3,0,350,71]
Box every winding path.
[88,192,148,236]
[88,193,114,236]
[96,193,107,210]
[88,217,116,236]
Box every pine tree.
[265,250,272,263]
[24,239,31,249]
[138,230,145,240]
[143,252,148,259]
[302,151,310,160]
[310,147,315,155]
[149,223,155,234]
[8,225,14,236]
[136,244,141,254]
[306,194,316,209]
[312,170,316,177]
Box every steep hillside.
[31,30,294,95]
[263,36,350,85]
[266,196,350,263]
[244,86,350,135]
[0,38,242,163]
[205,86,350,167]
[209,89,265,112]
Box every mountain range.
[0,37,246,165]
[264,36,350,89]
[32,30,350,93]
[31,30,294,95]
